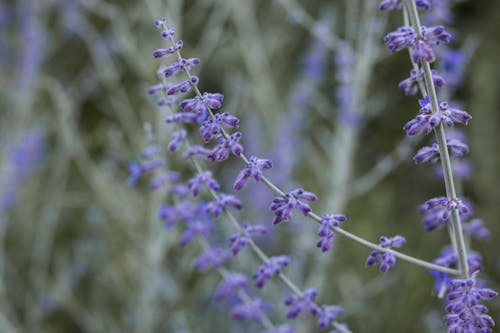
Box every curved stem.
[160,21,460,278]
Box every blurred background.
[0,0,499,332]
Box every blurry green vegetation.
[0,0,499,332]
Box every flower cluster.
[419,196,472,231]
[444,274,497,333]
[366,236,406,272]
[143,18,348,332]
[384,25,451,63]
[316,214,347,252]
[403,97,471,137]
[379,2,497,331]
[270,188,318,225]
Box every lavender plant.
[127,1,498,332]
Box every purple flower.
[180,92,224,120]
[206,193,243,217]
[148,82,165,94]
[233,156,273,191]
[404,97,471,137]
[384,25,451,63]
[182,145,212,160]
[413,138,469,164]
[166,76,199,95]
[128,159,163,185]
[161,57,200,78]
[228,224,268,255]
[284,288,319,318]
[157,97,177,106]
[399,69,445,96]
[253,255,290,288]
[316,214,347,252]
[384,26,417,53]
[439,49,465,87]
[316,305,343,329]
[270,188,318,225]
[413,26,452,63]
[444,274,497,333]
[438,101,472,126]
[141,145,161,158]
[403,97,443,136]
[151,40,183,58]
[209,132,243,162]
[429,247,484,295]
[187,171,220,196]
[366,235,406,272]
[214,272,249,301]
[378,0,430,11]
[165,112,199,124]
[150,171,179,190]
[199,112,240,143]
[462,219,491,241]
[158,201,199,228]
[179,216,212,247]
[193,247,232,271]
[420,197,472,231]
[167,130,187,152]
[231,298,272,324]
[262,324,295,333]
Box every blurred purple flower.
[253,255,290,288]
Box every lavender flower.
[366,235,406,272]
[158,201,199,228]
[316,305,343,329]
[150,171,180,190]
[317,214,347,252]
[167,130,187,152]
[206,193,243,217]
[462,219,491,241]
[179,216,212,247]
[233,156,273,191]
[180,92,224,120]
[253,255,290,288]
[420,197,472,231]
[214,272,249,301]
[128,159,163,185]
[399,68,445,96]
[228,224,268,255]
[413,138,469,164]
[166,76,199,95]
[151,40,183,58]
[141,144,161,158]
[270,188,318,225]
[384,25,451,63]
[231,298,272,324]
[284,288,319,318]
[187,171,220,196]
[193,247,232,271]
[444,274,497,333]
[404,97,471,137]
[209,132,243,161]
[199,112,240,143]
[161,57,200,78]
[378,0,430,11]
[262,324,295,333]
[430,246,483,295]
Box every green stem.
[404,0,469,278]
